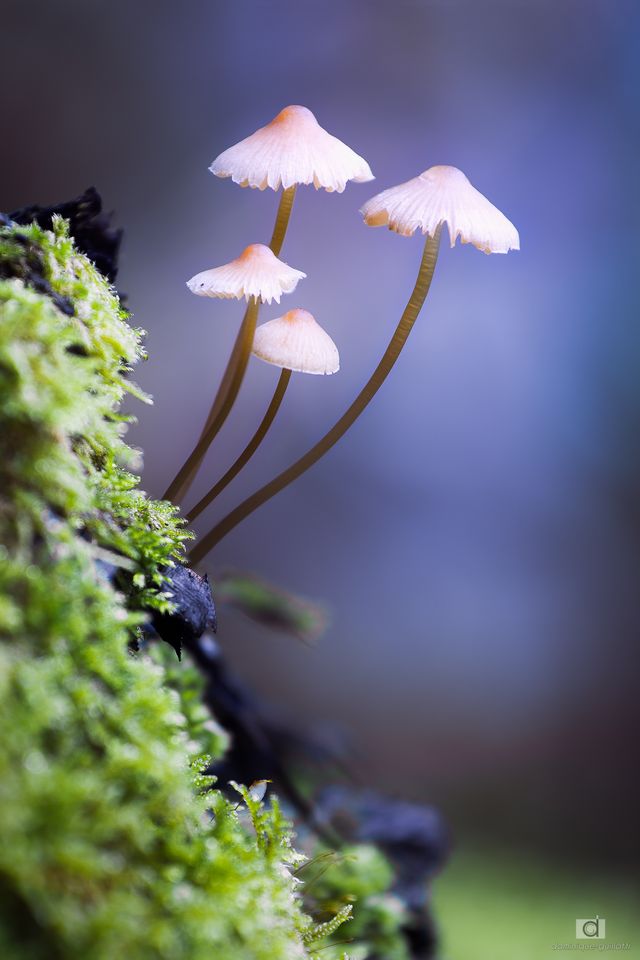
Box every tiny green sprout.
[302,904,354,946]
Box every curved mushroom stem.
[162,186,297,503]
[188,226,442,564]
[186,368,292,523]
[163,297,259,502]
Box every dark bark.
[9,186,122,284]
[151,564,217,659]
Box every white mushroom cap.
[360,165,519,254]
[186,243,306,305]
[252,309,340,375]
[210,105,374,193]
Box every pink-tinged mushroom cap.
[360,165,519,254]
[252,309,340,375]
[210,105,374,193]
[186,243,306,305]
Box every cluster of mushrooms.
[162,105,519,565]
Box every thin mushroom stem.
[186,368,292,522]
[163,298,259,502]
[162,185,298,503]
[196,307,255,442]
[269,185,297,257]
[197,185,297,442]
[188,225,442,564]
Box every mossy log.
[0,200,442,960]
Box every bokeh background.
[3,0,639,950]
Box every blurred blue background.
[3,0,639,873]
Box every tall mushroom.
[210,104,373,194]
[360,165,519,253]
[190,165,518,563]
[187,309,339,523]
[164,106,373,504]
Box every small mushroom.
[360,165,519,254]
[210,105,374,193]
[186,243,306,305]
[252,309,339,375]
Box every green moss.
[302,845,411,960]
[0,219,189,617]
[0,219,356,960]
[0,217,413,960]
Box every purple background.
[3,0,639,866]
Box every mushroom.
[187,244,306,305]
[360,165,519,254]
[210,105,373,194]
[165,106,371,505]
[252,309,339,376]
[189,165,519,563]
[186,306,340,524]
